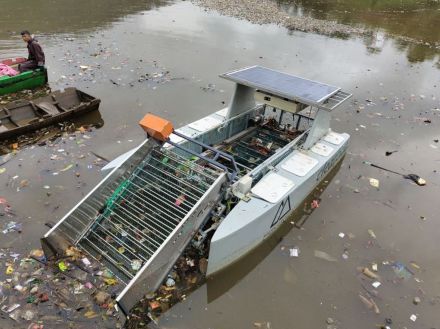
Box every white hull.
[207,132,349,275]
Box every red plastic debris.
[311,199,320,209]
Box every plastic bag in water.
[391,262,413,280]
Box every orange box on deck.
[139,113,174,142]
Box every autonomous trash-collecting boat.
[41,66,352,318]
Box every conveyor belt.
[220,126,297,170]
[42,138,227,317]
[77,147,222,283]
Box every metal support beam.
[226,83,256,120]
[171,131,239,181]
[302,109,331,149]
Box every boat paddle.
[363,161,426,186]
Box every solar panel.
[221,66,340,104]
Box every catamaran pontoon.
[41,66,352,318]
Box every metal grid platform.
[218,124,300,173]
[320,90,352,111]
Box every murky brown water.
[279,0,440,42]
[1,0,440,328]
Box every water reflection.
[364,30,385,54]
[277,0,440,62]
[394,39,440,64]
[0,0,171,50]
[277,0,440,42]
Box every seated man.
[18,30,45,73]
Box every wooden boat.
[42,66,352,318]
[0,57,48,96]
[0,87,100,139]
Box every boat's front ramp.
[41,137,227,316]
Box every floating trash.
[372,281,381,288]
[289,248,299,257]
[391,262,414,280]
[369,178,379,188]
[131,259,143,271]
[314,250,337,262]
